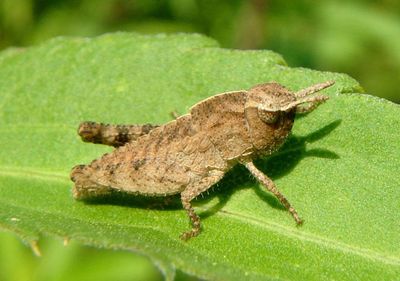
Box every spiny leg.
[78,121,159,147]
[180,196,201,241]
[170,111,179,119]
[245,161,303,225]
[180,171,225,240]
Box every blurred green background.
[1,0,400,103]
[0,232,164,281]
[1,1,399,280]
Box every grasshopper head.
[244,81,334,153]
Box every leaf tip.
[63,237,70,246]
[29,240,41,257]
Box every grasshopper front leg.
[245,161,303,225]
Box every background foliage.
[1,0,400,103]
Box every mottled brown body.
[71,81,334,240]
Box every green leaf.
[0,33,399,281]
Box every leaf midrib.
[1,167,398,267]
[217,209,399,265]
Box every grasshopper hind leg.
[77,121,159,147]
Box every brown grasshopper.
[71,81,334,240]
